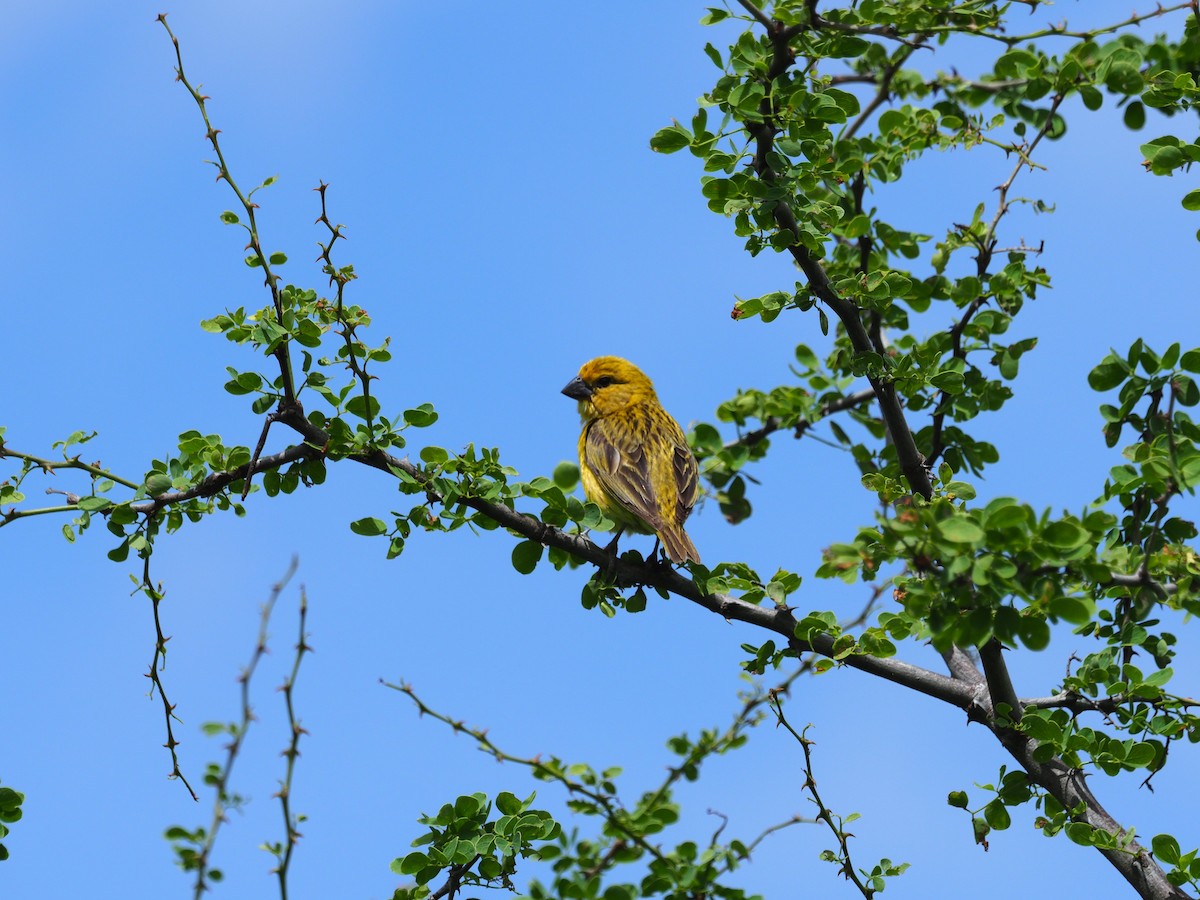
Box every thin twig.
[158,14,298,408]
[141,554,199,802]
[723,389,877,455]
[242,411,282,500]
[190,560,299,899]
[842,47,917,143]
[270,583,310,899]
[768,696,877,898]
[386,680,669,865]
[314,182,375,433]
[0,448,141,490]
[927,92,1064,466]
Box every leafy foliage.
[390,792,561,899]
[3,3,1200,899]
[0,781,23,862]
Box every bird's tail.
[659,525,701,565]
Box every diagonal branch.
[769,698,877,898]
[133,444,315,515]
[738,11,932,498]
[723,388,876,454]
[734,0,775,31]
[928,92,1064,467]
[842,46,917,143]
[158,14,298,408]
[978,638,1022,723]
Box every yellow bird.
[561,356,701,565]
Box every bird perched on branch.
[561,356,701,565]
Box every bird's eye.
[594,376,616,388]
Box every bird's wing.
[672,438,698,523]
[583,416,666,532]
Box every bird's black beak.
[561,376,593,401]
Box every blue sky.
[3,2,1198,899]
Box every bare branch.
[268,584,311,899]
[141,555,198,803]
[768,698,879,898]
[157,14,298,406]
[186,560,299,897]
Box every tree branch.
[979,638,1023,723]
[734,0,775,32]
[158,14,298,407]
[0,446,141,490]
[741,16,932,498]
[988,724,1186,899]
[927,92,1064,467]
[133,443,315,515]
[723,388,876,454]
[768,699,878,897]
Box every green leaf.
[1123,100,1145,130]
[395,852,430,876]
[1088,358,1127,391]
[349,517,388,536]
[420,446,449,465]
[219,211,240,224]
[552,461,580,490]
[931,371,965,394]
[944,481,976,500]
[947,790,969,809]
[1048,596,1094,625]
[1064,822,1096,846]
[403,404,439,428]
[268,251,287,265]
[1079,85,1102,111]
[650,125,691,154]
[1042,520,1089,550]
[794,344,819,370]
[1125,742,1157,768]
[346,394,381,421]
[145,473,174,496]
[495,791,524,815]
[1144,667,1174,687]
[454,793,484,819]
[972,817,990,845]
[225,370,263,395]
[983,799,1011,830]
[626,587,647,613]
[511,540,543,575]
[1183,189,1200,212]
[938,518,984,544]
[1152,833,1181,865]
